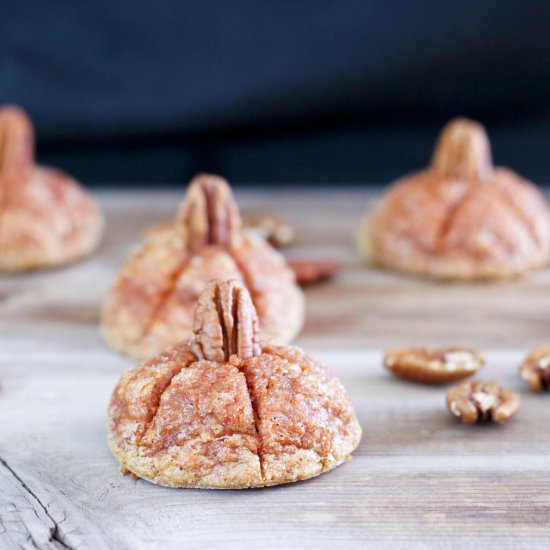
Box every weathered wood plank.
[3,189,550,351]
[0,454,113,550]
[1,189,550,549]
[0,457,62,550]
[1,346,549,549]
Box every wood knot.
[0,105,34,180]
[177,174,242,251]
[431,118,493,183]
[190,279,261,362]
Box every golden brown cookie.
[101,174,304,360]
[357,118,550,280]
[0,105,103,271]
[107,280,361,489]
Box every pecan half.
[244,214,296,248]
[384,347,484,385]
[177,174,242,252]
[519,346,550,392]
[446,381,520,424]
[189,280,261,362]
[431,118,494,183]
[288,259,341,286]
[0,106,34,181]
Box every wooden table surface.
[1,188,550,549]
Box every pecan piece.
[288,259,341,286]
[244,214,295,248]
[189,279,261,362]
[446,381,520,424]
[177,174,242,251]
[431,118,493,183]
[384,347,484,385]
[519,346,550,392]
[0,106,34,180]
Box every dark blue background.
[2,1,549,185]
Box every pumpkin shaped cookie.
[107,280,361,488]
[357,118,550,280]
[0,105,103,271]
[102,174,304,360]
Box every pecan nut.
[244,214,295,248]
[446,381,520,424]
[0,105,34,180]
[288,259,341,286]
[177,174,242,251]
[519,346,550,392]
[431,118,494,183]
[189,279,261,362]
[384,347,484,385]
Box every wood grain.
[1,188,550,549]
